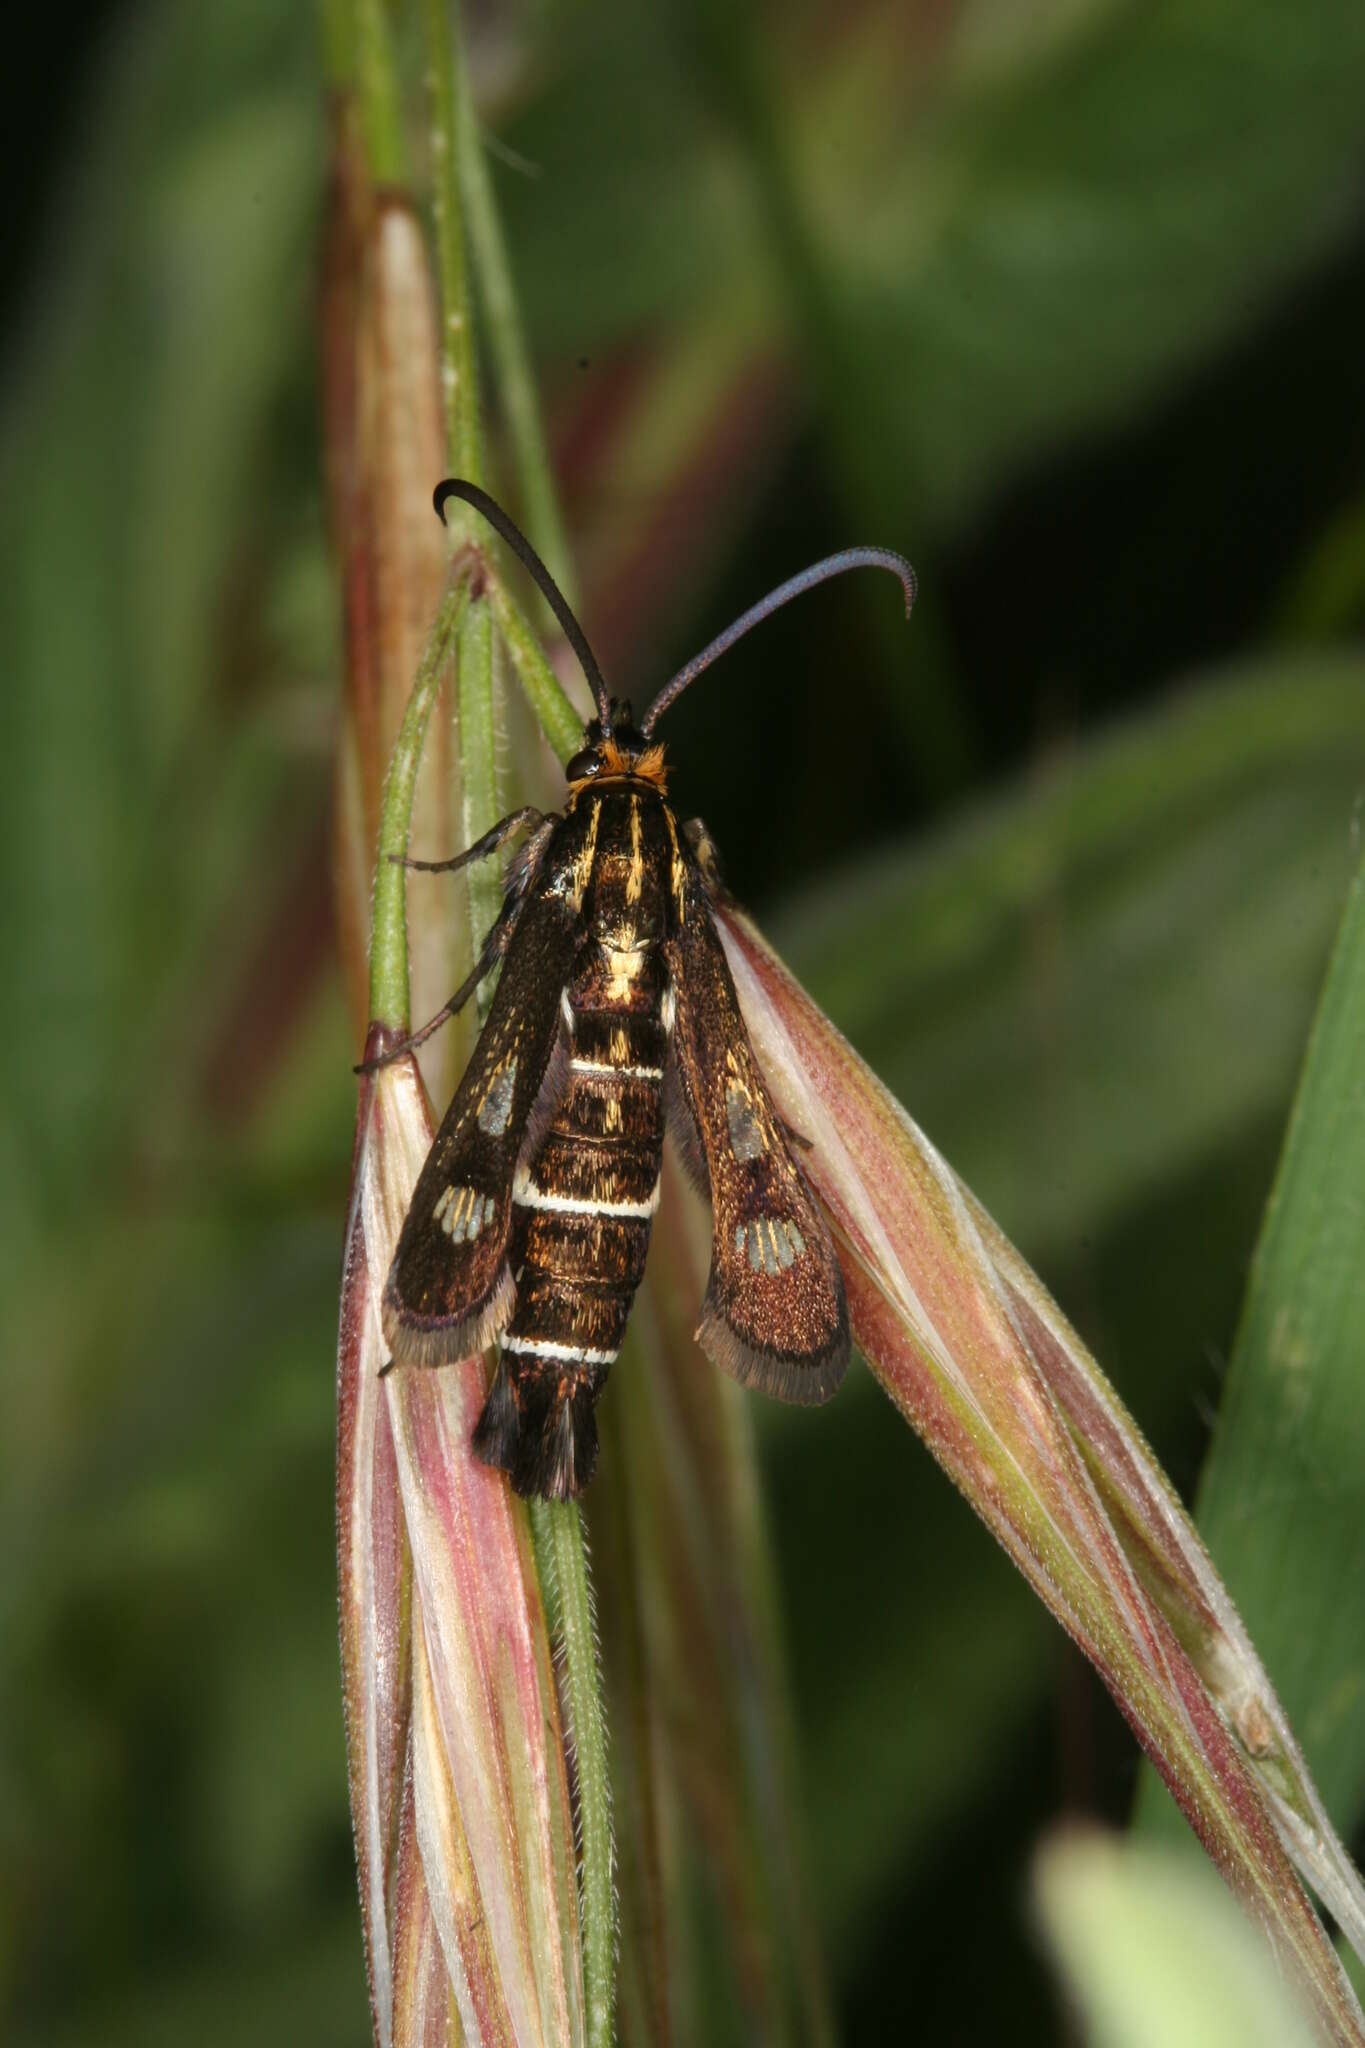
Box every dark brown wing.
[664,902,848,1404]
[383,847,581,1367]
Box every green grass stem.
[455,595,501,986]
[352,0,405,183]
[368,574,470,1030]
[487,573,585,765]
[421,0,481,485]
[455,49,575,602]
[530,1498,616,2048]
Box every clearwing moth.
[366,480,915,1500]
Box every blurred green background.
[4,1,1365,2041]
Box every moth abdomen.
[518,1210,652,1293]
[570,1012,668,1071]
[507,1269,634,1353]
[476,1355,602,1501]
[519,1134,661,1213]
[558,1070,664,1145]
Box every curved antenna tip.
[429,478,611,725]
[640,543,917,735]
[433,478,466,521]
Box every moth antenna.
[639,546,916,736]
[434,478,612,725]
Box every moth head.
[566,701,669,790]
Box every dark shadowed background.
[4,2,1365,2041]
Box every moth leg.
[355,894,520,1073]
[389,806,544,874]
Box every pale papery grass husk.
[717,905,1365,2048]
[324,166,468,1101]
[338,1048,413,2045]
[338,1031,584,2047]
[970,1195,1365,1962]
[390,1765,461,2048]
[391,1886,457,2048]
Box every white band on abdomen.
[513,1167,662,1220]
[569,1057,664,1081]
[501,1335,618,1367]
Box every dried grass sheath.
[338,1033,584,2048]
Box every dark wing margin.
[663,903,848,1404]
[383,863,579,1367]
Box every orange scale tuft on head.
[600,737,669,789]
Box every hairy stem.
[421,0,481,484]
[456,595,502,991]
[530,1499,616,2048]
[456,49,574,601]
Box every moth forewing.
[382,851,584,1366]
[664,891,849,1405]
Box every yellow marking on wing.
[570,799,601,911]
[725,1073,767,1160]
[604,1093,623,1133]
[476,1052,519,1136]
[626,796,644,904]
[610,1027,629,1063]
[664,806,686,913]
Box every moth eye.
[477,1056,518,1136]
[566,746,601,781]
[725,1078,767,1162]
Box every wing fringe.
[696,1275,849,1406]
[382,1259,517,1368]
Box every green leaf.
[779,656,1365,1263]
[501,0,1365,534]
[1035,1832,1319,2048]
[0,0,321,1239]
[1136,843,1365,1845]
